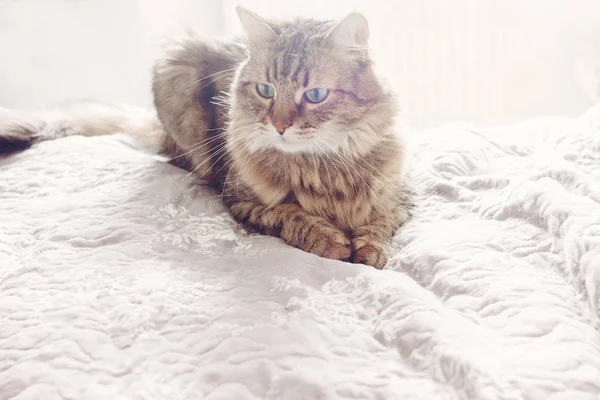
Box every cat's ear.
[235,6,277,42]
[327,12,370,49]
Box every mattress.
[1,105,600,399]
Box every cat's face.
[228,8,394,156]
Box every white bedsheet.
[1,106,600,400]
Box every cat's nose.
[273,121,291,135]
[271,108,298,135]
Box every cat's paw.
[303,226,352,262]
[352,239,388,269]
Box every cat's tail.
[0,102,164,155]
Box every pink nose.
[271,108,298,135]
[273,120,292,135]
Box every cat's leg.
[351,207,410,269]
[229,201,352,261]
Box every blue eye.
[256,83,275,98]
[305,88,329,103]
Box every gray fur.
[0,9,411,267]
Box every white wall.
[0,0,222,110]
[1,0,599,129]
[0,0,149,108]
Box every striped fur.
[152,8,413,268]
[0,8,413,268]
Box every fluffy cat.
[0,7,413,268]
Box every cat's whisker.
[231,135,261,199]
[172,132,253,187]
[307,142,319,174]
[313,141,338,190]
[199,71,237,91]
[345,135,399,184]
[175,131,227,150]
[209,101,230,108]
[168,139,222,161]
[174,144,229,187]
[235,149,256,198]
[192,67,237,85]
[196,127,224,134]
[315,138,359,196]
[339,155,398,207]
[332,146,389,189]
[202,129,262,181]
[168,132,234,162]
[197,148,231,180]
[339,44,369,51]
[178,129,228,149]
[172,124,264,162]
[318,137,390,210]
[217,157,238,200]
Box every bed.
[1,105,600,400]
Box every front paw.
[302,226,352,262]
[352,239,388,269]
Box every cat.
[0,7,413,269]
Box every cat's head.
[227,7,396,156]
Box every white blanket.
[1,106,600,400]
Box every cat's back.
[153,32,246,130]
[152,32,246,180]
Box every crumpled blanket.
[1,105,600,400]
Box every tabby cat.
[0,7,413,268]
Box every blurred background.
[1,0,599,129]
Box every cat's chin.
[249,129,324,155]
[257,136,318,154]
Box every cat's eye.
[304,88,329,103]
[256,83,275,98]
